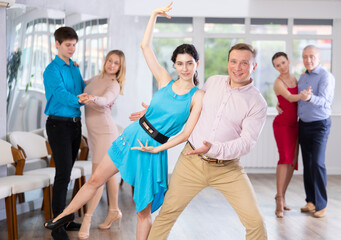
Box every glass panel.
[85,21,92,35]
[49,19,55,33]
[84,39,91,79]
[31,34,49,90]
[50,36,57,59]
[293,19,332,35]
[204,23,245,34]
[154,23,193,33]
[13,23,22,51]
[76,23,84,38]
[250,18,288,34]
[292,39,332,77]
[90,39,98,77]
[152,38,193,93]
[72,39,84,77]
[20,35,32,87]
[251,40,286,107]
[293,25,332,35]
[91,19,99,34]
[204,38,244,81]
[205,18,245,34]
[26,21,33,34]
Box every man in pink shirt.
[148,43,268,240]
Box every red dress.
[273,79,298,169]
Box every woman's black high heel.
[44,213,75,230]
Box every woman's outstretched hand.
[131,139,159,153]
[153,2,173,18]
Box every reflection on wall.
[6,5,109,132]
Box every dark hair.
[54,26,78,44]
[272,52,288,66]
[171,44,199,86]
[228,43,257,61]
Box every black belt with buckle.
[187,141,225,164]
[139,115,169,144]
[48,115,81,123]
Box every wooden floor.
[1,174,341,240]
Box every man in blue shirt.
[44,26,90,240]
[298,45,335,218]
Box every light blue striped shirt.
[43,55,85,118]
[298,65,335,122]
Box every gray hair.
[303,45,320,55]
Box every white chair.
[0,140,51,240]
[8,131,83,215]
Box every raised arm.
[273,77,302,102]
[131,90,204,153]
[141,3,173,89]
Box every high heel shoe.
[98,209,122,230]
[78,214,92,239]
[45,213,75,230]
[275,195,284,218]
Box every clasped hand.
[131,139,159,153]
[300,86,313,101]
[78,93,95,105]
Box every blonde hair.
[100,50,126,95]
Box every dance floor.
[0,174,340,240]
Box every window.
[205,18,245,34]
[151,17,334,109]
[250,18,288,34]
[153,18,193,94]
[18,18,64,91]
[204,38,244,80]
[293,19,332,35]
[252,41,286,107]
[72,19,109,80]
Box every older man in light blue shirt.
[298,45,335,218]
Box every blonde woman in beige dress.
[78,50,126,239]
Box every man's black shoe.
[65,221,81,231]
[51,227,70,240]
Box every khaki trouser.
[148,143,267,240]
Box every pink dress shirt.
[188,75,267,160]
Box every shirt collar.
[305,64,322,75]
[226,76,254,91]
[54,55,74,67]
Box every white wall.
[124,0,341,18]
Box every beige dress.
[84,74,120,163]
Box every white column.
[0,6,7,217]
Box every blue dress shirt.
[43,55,85,118]
[298,64,335,122]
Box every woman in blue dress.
[45,3,204,240]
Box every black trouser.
[299,117,331,211]
[46,118,82,217]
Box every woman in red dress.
[272,52,303,218]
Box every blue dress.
[108,80,198,213]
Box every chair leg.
[81,176,87,214]
[17,193,25,204]
[11,194,18,240]
[5,196,14,240]
[49,185,53,218]
[43,186,52,221]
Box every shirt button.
[123,142,125,145]
[121,137,123,140]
